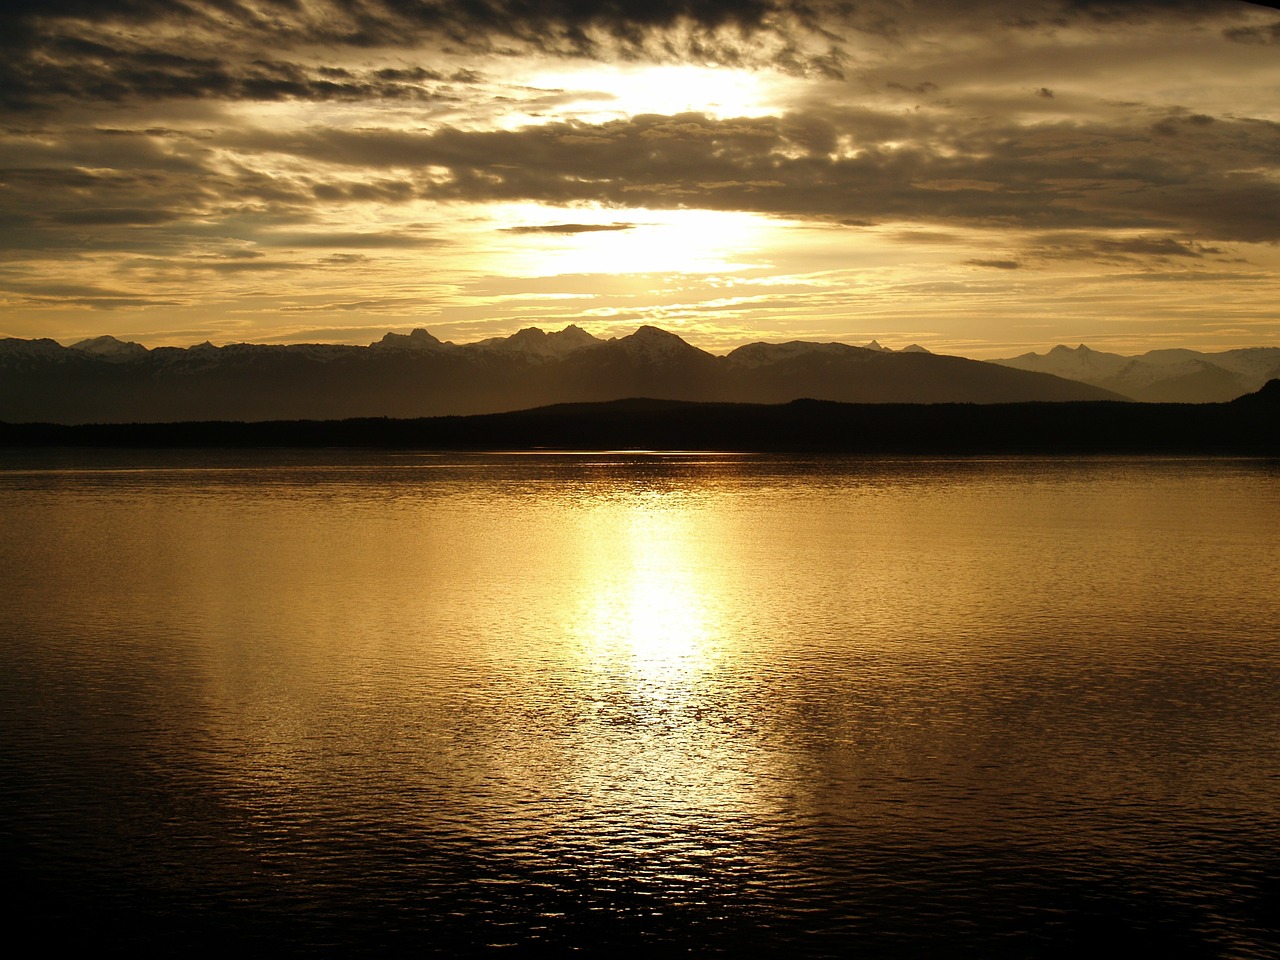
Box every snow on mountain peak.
[71,335,148,361]
[470,324,600,359]
[616,325,697,361]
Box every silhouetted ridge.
[0,324,1139,424]
[71,335,148,361]
[1232,378,1280,405]
[995,343,1280,402]
[2,396,1274,455]
[372,328,450,352]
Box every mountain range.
[992,344,1280,403]
[0,325,1127,424]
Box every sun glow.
[519,63,781,123]
[485,205,777,276]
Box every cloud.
[1094,237,1224,258]
[320,253,373,265]
[17,2,1258,117]
[1224,19,1280,42]
[1027,234,1232,264]
[1150,112,1216,136]
[966,259,1022,269]
[277,300,421,314]
[0,0,842,113]
[0,274,184,309]
[887,81,940,96]
[50,208,188,226]
[226,107,1280,241]
[1,0,1277,354]
[503,222,636,234]
[255,230,447,249]
[198,259,309,273]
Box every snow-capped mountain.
[70,335,149,362]
[1,324,1126,423]
[993,344,1280,402]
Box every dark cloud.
[321,253,373,265]
[887,81,940,95]
[198,259,309,273]
[1052,1,1245,23]
[255,230,446,249]
[966,259,1022,269]
[891,230,965,244]
[1,1,1269,114]
[224,108,1280,241]
[1151,112,1216,136]
[50,208,187,226]
[1096,237,1225,257]
[1027,234,1232,264]
[1124,269,1269,281]
[1,51,468,112]
[312,180,416,204]
[0,273,185,308]
[1224,18,1280,40]
[0,0,821,112]
[276,301,416,316]
[503,222,636,234]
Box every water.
[2,451,1278,956]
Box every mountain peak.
[621,325,694,349]
[471,324,599,358]
[1,323,1131,422]
[550,324,599,346]
[631,324,685,341]
[613,325,701,362]
[71,335,147,360]
[373,328,449,351]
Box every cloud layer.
[2,0,1278,355]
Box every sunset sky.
[2,0,1278,357]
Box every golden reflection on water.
[503,479,798,865]
[576,501,719,706]
[7,455,1280,955]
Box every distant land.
[992,344,1280,404]
[3,382,1277,456]
[0,324,1125,424]
[5,325,1278,425]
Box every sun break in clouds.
[1,0,1278,356]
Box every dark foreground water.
[2,452,1278,957]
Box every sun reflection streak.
[579,505,717,706]
[550,492,783,870]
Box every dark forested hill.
[4,380,1276,455]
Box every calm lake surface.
[2,451,1278,957]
